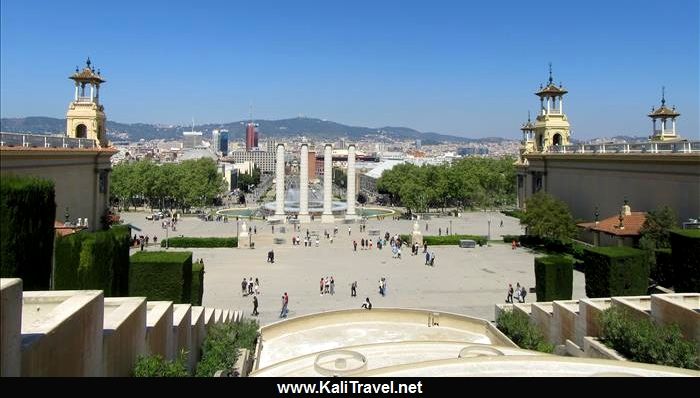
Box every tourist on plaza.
[241,278,248,297]
[315,237,320,247]
[500,220,504,228]
[334,226,338,235]
[439,227,442,236]
[353,240,357,251]
[153,236,157,245]
[320,278,325,296]
[361,238,365,250]
[330,235,334,244]
[351,281,357,297]
[378,278,384,296]
[423,242,428,253]
[430,252,435,266]
[506,284,514,303]
[446,228,449,235]
[425,251,430,265]
[368,239,373,249]
[252,295,259,316]
[512,240,517,250]
[324,277,330,294]
[348,226,351,236]
[254,278,260,295]
[330,276,335,295]
[519,285,528,303]
[361,297,372,310]
[254,226,257,234]
[514,284,522,303]
[279,295,287,318]
[248,278,254,295]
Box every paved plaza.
[122,210,587,325]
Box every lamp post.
[450,220,453,236]
[487,220,491,241]
[165,218,169,250]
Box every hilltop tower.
[66,58,107,147]
[532,63,570,152]
[520,111,536,155]
[648,87,680,141]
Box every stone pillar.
[298,143,311,223]
[274,143,285,218]
[345,144,357,219]
[321,143,334,223]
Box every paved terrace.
[121,211,587,326]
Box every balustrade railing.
[0,132,97,149]
[547,141,698,154]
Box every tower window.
[553,133,562,146]
[75,124,87,138]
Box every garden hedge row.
[423,235,488,246]
[651,248,673,288]
[600,306,698,370]
[495,310,553,353]
[0,175,56,290]
[534,255,573,302]
[669,229,700,293]
[53,225,131,296]
[583,246,649,298]
[195,320,259,377]
[501,209,525,220]
[191,262,204,306]
[161,237,238,248]
[129,251,193,304]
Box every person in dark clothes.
[252,295,259,316]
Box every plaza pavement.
[122,210,587,326]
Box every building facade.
[516,68,700,223]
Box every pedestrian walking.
[254,278,260,295]
[330,276,335,295]
[353,240,357,251]
[439,227,442,236]
[252,296,259,316]
[279,295,287,318]
[248,278,254,295]
[506,284,514,303]
[241,278,248,297]
[320,278,324,296]
[425,251,430,265]
[351,281,357,297]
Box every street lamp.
[487,220,491,241]
[449,220,453,236]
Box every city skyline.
[1,0,698,139]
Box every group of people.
[319,276,336,295]
[241,277,261,297]
[266,250,275,263]
[132,234,157,250]
[506,282,527,303]
[424,251,436,266]
[161,219,177,231]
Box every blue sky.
[1,0,698,139]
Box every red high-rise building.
[245,122,257,151]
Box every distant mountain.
[1,116,507,144]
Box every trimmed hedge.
[0,175,56,290]
[583,246,649,298]
[534,255,573,301]
[502,235,520,243]
[134,351,189,377]
[670,229,700,293]
[600,306,698,370]
[496,310,554,353]
[191,262,204,306]
[161,237,237,248]
[501,209,525,220]
[53,226,131,296]
[651,248,673,288]
[129,251,193,304]
[195,320,258,377]
[423,235,488,246]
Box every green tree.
[520,192,577,241]
[639,205,678,250]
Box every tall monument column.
[345,144,357,219]
[298,143,311,223]
[321,143,334,223]
[274,143,285,218]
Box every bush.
[496,310,554,353]
[161,237,237,248]
[133,351,189,377]
[0,175,56,290]
[583,246,649,298]
[670,229,700,293]
[191,262,205,306]
[129,251,193,304]
[195,320,259,377]
[600,306,698,370]
[399,234,411,244]
[651,248,673,288]
[53,226,132,296]
[534,255,573,302]
[423,235,488,246]
[502,235,520,243]
[501,209,525,220]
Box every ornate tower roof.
[535,63,567,97]
[520,111,535,132]
[69,57,105,84]
[648,87,679,118]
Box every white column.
[661,119,666,135]
[299,143,310,223]
[74,83,79,101]
[346,144,356,218]
[559,96,563,113]
[321,143,334,223]
[90,84,94,102]
[275,144,285,217]
[672,118,676,135]
[546,97,551,114]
